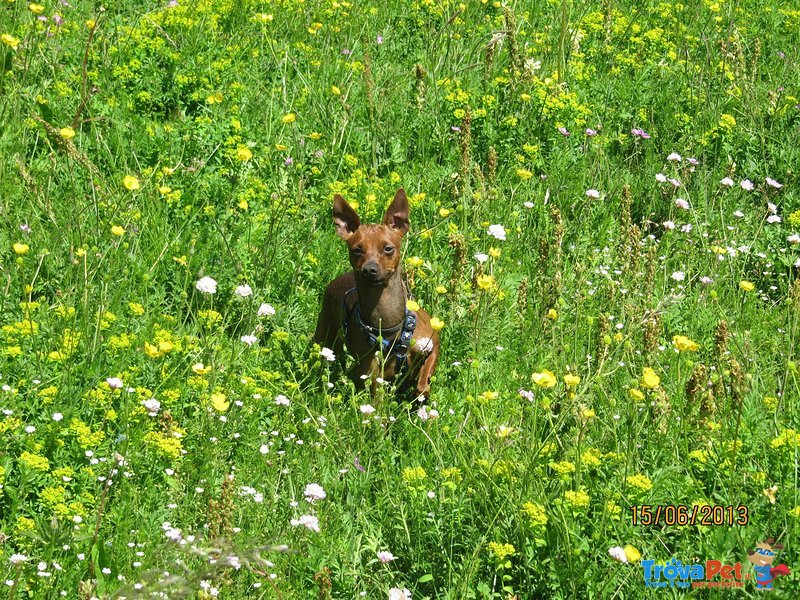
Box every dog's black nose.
[362,262,379,277]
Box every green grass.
[1,0,800,597]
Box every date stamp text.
[630,505,749,527]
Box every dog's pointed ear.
[383,188,410,234]
[333,194,360,240]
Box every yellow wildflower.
[402,466,427,484]
[281,113,296,124]
[624,545,641,562]
[739,280,755,292]
[478,390,499,402]
[522,502,548,527]
[532,370,557,388]
[688,449,708,463]
[210,392,229,412]
[143,431,183,460]
[123,175,140,191]
[770,429,800,449]
[441,467,462,483]
[476,274,495,290]
[16,516,35,532]
[236,146,253,162]
[581,448,602,468]
[128,302,145,316]
[487,542,515,562]
[564,489,590,509]
[641,367,660,389]
[2,34,21,50]
[111,225,125,237]
[719,113,736,129]
[192,363,212,375]
[59,127,76,139]
[672,335,699,352]
[497,425,516,438]
[549,461,576,475]
[430,317,444,331]
[20,451,50,472]
[626,474,653,492]
[13,243,30,255]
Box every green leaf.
[91,544,106,594]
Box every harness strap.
[341,286,418,379]
[341,287,359,339]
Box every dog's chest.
[342,313,410,379]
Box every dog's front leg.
[414,341,439,399]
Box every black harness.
[342,286,417,379]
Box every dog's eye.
[383,245,394,254]
[352,247,364,255]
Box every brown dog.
[313,189,439,399]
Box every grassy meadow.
[2,0,800,597]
